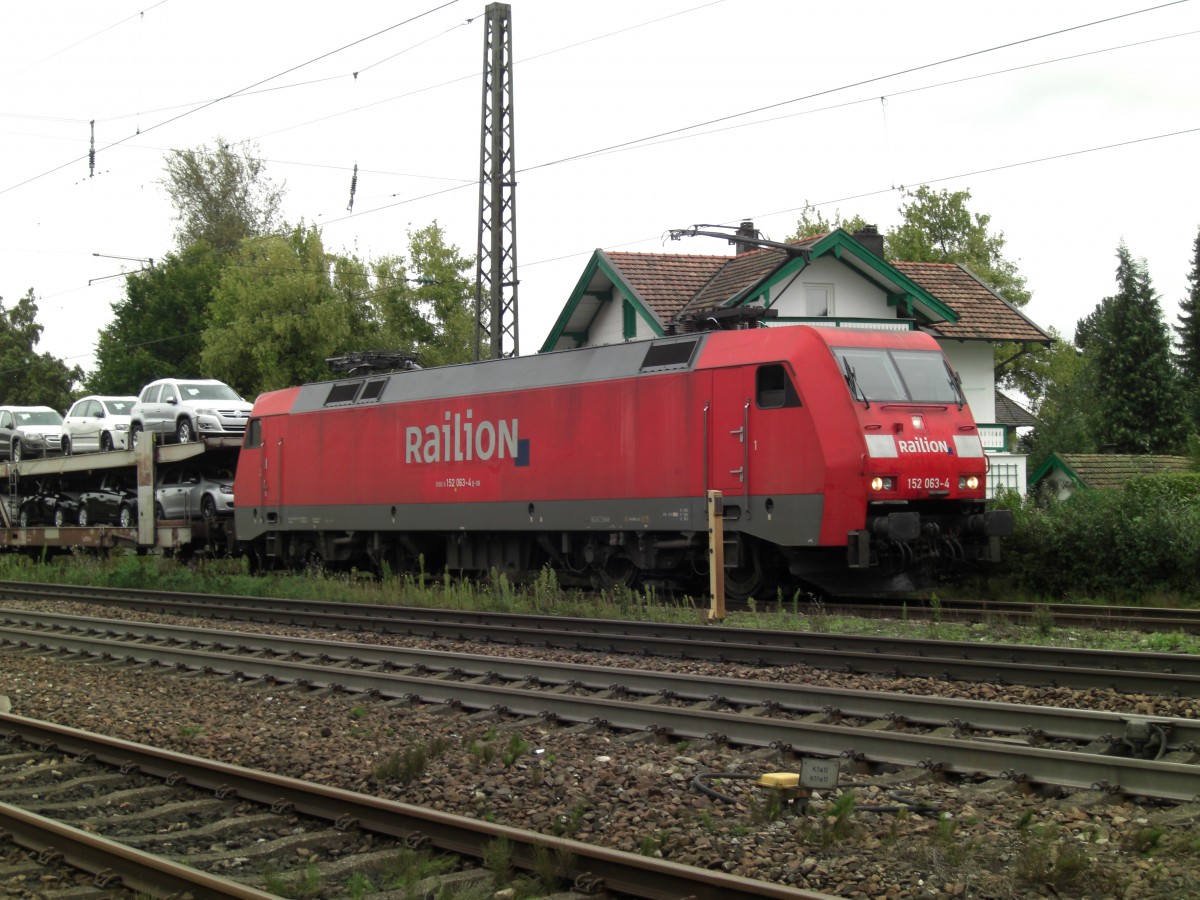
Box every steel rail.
[0,714,831,900]
[6,581,1195,675]
[0,799,278,899]
[3,594,1198,695]
[4,609,1198,751]
[4,626,1199,802]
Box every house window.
[987,461,1022,498]
[805,284,832,317]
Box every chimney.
[853,224,885,259]
[733,220,760,256]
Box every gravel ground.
[2,600,1200,898]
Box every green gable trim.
[622,297,636,339]
[539,251,665,352]
[1028,452,1079,488]
[811,230,957,323]
[770,316,915,330]
[723,230,957,325]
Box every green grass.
[3,551,1200,655]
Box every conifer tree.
[1090,243,1184,453]
[1174,226,1200,429]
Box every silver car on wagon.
[129,378,252,446]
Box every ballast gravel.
[2,599,1200,899]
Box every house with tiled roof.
[1030,453,1192,501]
[540,225,1053,495]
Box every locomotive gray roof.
[287,333,711,413]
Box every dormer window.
[805,284,832,317]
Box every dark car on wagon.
[71,471,138,527]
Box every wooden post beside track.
[708,490,726,622]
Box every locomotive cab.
[827,336,1012,578]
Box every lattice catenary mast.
[474,1,518,360]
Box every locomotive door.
[708,367,752,520]
[245,418,281,523]
[261,437,282,522]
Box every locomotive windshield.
[832,347,962,404]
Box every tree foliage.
[202,225,362,397]
[787,203,870,241]
[1018,332,1095,472]
[200,221,477,399]
[888,186,1031,308]
[163,138,284,254]
[87,244,221,394]
[391,222,475,368]
[0,289,83,411]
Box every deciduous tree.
[0,289,82,411]
[788,203,870,241]
[201,225,363,397]
[163,138,284,254]
[88,244,220,394]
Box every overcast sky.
[2,0,1198,381]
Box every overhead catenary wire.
[10,1,1197,369]
[0,0,466,198]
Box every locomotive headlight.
[960,475,980,490]
[870,476,895,491]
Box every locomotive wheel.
[592,551,639,591]
[302,549,324,576]
[723,540,768,601]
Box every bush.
[995,477,1200,602]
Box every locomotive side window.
[359,378,388,402]
[244,418,263,449]
[641,340,698,371]
[756,364,800,409]
[324,381,361,405]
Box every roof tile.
[1055,454,1192,489]
[604,251,726,322]
[602,246,1051,343]
[892,262,1049,343]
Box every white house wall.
[587,290,629,345]
[938,341,995,423]
[771,257,889,318]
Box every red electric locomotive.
[233,325,1011,595]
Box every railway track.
[2,610,1198,803]
[819,596,1200,633]
[1,581,1197,695]
[0,714,822,900]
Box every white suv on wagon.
[129,378,252,446]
